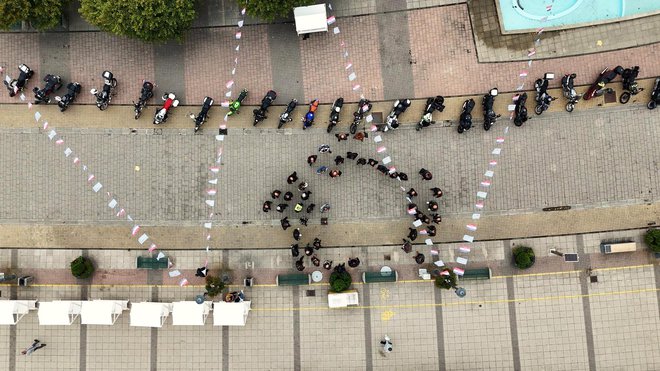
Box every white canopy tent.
[130,302,172,328]
[81,300,129,325]
[213,301,251,326]
[328,290,359,308]
[294,4,328,35]
[0,300,37,325]
[171,301,212,326]
[38,301,82,325]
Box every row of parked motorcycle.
[4,64,660,133]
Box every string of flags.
[199,7,247,260]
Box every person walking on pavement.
[318,144,332,154]
[287,172,298,184]
[307,155,317,166]
[419,168,433,180]
[430,187,443,198]
[21,340,46,356]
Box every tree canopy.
[79,0,196,42]
[0,0,68,31]
[238,0,316,22]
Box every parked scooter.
[619,66,643,104]
[416,96,445,131]
[55,82,81,112]
[253,90,277,126]
[190,96,213,132]
[3,64,33,97]
[583,66,623,101]
[278,99,298,129]
[482,88,500,131]
[513,93,528,127]
[326,97,344,133]
[153,92,179,125]
[302,99,319,130]
[228,89,248,116]
[648,77,660,110]
[457,98,475,134]
[385,98,411,130]
[33,74,62,104]
[134,80,154,119]
[561,73,581,112]
[90,71,117,110]
[534,73,556,115]
[350,98,372,134]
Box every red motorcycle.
[153,92,179,125]
[583,66,623,101]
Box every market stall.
[80,300,129,325]
[129,302,172,328]
[171,301,212,326]
[38,301,82,325]
[294,4,328,35]
[0,300,37,325]
[213,301,251,326]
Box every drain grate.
[590,276,598,283]
[371,112,384,123]
[384,254,391,261]
[604,90,617,104]
[305,290,316,297]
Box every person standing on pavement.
[287,172,298,184]
[335,133,348,141]
[347,152,358,160]
[271,190,281,199]
[419,168,433,180]
[262,201,272,212]
[430,187,443,198]
[334,155,344,166]
[329,169,342,178]
[432,213,442,224]
[307,155,317,166]
[293,228,302,241]
[318,144,332,154]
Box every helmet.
[305,112,314,121]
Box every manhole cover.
[590,276,598,283]
[384,254,391,261]
[305,290,316,297]
[371,112,384,123]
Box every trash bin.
[18,276,33,287]
[244,277,253,287]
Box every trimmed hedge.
[70,256,95,279]
[512,245,536,269]
[329,270,352,293]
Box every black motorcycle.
[482,88,500,131]
[134,80,154,119]
[583,66,623,101]
[326,97,344,133]
[91,71,117,111]
[55,82,81,112]
[349,98,372,134]
[648,77,660,110]
[278,99,298,129]
[619,66,643,104]
[416,95,445,131]
[534,73,556,115]
[561,73,581,112]
[191,96,214,132]
[3,64,33,97]
[385,98,411,130]
[513,92,528,127]
[33,74,62,104]
[457,98,475,134]
[253,90,277,126]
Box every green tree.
[512,245,536,269]
[79,0,196,42]
[70,256,95,279]
[205,275,226,298]
[238,0,316,22]
[329,265,352,293]
[434,268,457,290]
[0,0,68,31]
[644,229,660,253]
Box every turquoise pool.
[497,0,660,33]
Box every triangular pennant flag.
[209,179,218,185]
[226,80,234,89]
[235,32,242,39]
[156,252,165,260]
[327,16,336,25]
[55,139,64,145]
[131,225,140,236]
[108,199,117,208]
[235,45,240,52]
[148,243,158,252]
[138,234,149,244]
[205,200,215,207]
[204,222,212,229]
[179,278,189,287]
[238,20,244,27]
[34,112,41,121]
[221,101,229,107]
[206,189,217,196]
[116,208,125,217]
[43,122,48,130]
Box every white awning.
[130,302,172,328]
[294,4,328,35]
[172,301,211,326]
[0,300,37,325]
[38,301,82,325]
[81,300,129,325]
[328,290,359,308]
[213,301,251,326]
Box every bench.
[276,274,311,286]
[137,256,169,269]
[362,271,398,283]
[460,267,492,280]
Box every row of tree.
[0,0,315,42]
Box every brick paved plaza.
[0,1,659,370]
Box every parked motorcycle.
[54,82,81,112]
[302,99,319,129]
[457,98,475,134]
[583,66,622,101]
[534,73,556,115]
[416,95,445,131]
[326,97,344,133]
[648,77,660,110]
[482,88,500,131]
[619,66,643,104]
[190,96,213,132]
[33,74,62,104]
[90,71,117,110]
[350,98,372,134]
[278,99,298,129]
[561,73,581,112]
[153,92,179,125]
[134,80,154,119]
[511,92,528,126]
[228,89,248,116]
[3,64,33,97]
[385,98,411,130]
[253,90,277,126]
